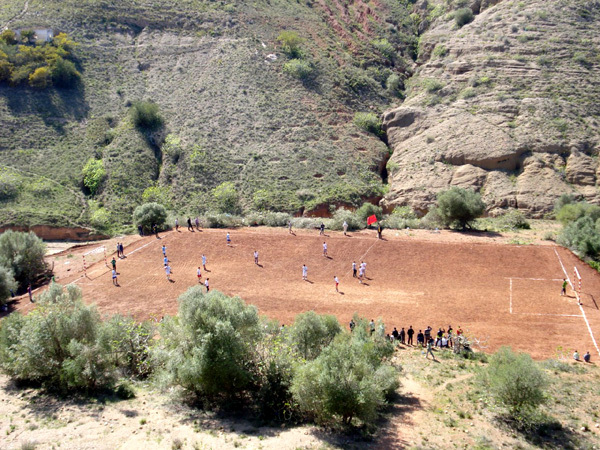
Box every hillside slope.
[382,0,600,217]
[0,0,412,229]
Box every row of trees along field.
[0,282,550,431]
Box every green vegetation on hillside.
[0,30,80,88]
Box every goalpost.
[573,266,582,305]
[82,246,108,277]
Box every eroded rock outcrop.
[382,0,600,217]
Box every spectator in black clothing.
[392,327,399,341]
[407,326,414,345]
[187,217,193,231]
[399,327,406,344]
[435,328,443,347]
[417,330,425,347]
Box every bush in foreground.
[0,266,17,306]
[0,230,47,286]
[154,288,263,399]
[353,112,383,137]
[0,284,114,392]
[291,330,398,426]
[483,347,547,422]
[455,8,474,28]
[131,101,163,131]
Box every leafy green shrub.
[455,8,474,27]
[372,38,395,60]
[291,331,398,426]
[556,202,600,225]
[436,187,485,229]
[287,311,342,360]
[142,184,172,208]
[51,57,80,88]
[355,202,383,226]
[460,87,476,99]
[82,158,106,195]
[133,202,168,233]
[483,347,547,420]
[554,193,574,212]
[557,216,600,258]
[573,52,591,68]
[0,284,115,392]
[422,78,444,93]
[386,73,403,97]
[212,181,241,214]
[0,30,17,45]
[0,266,17,306]
[277,31,303,58]
[0,230,47,286]
[421,207,443,229]
[131,101,163,131]
[264,212,292,227]
[29,67,51,89]
[283,59,314,80]
[0,178,19,201]
[495,209,530,230]
[203,213,244,228]
[154,287,263,399]
[432,44,448,58]
[99,315,155,379]
[330,208,361,231]
[353,112,383,136]
[89,207,111,230]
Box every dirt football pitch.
[53,227,600,360]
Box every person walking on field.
[111,257,117,272]
[187,217,193,231]
[119,242,124,258]
[27,284,33,302]
[116,242,121,258]
[302,264,308,281]
[163,255,168,266]
[352,261,357,278]
[561,278,568,296]
[322,241,328,257]
[288,220,293,234]
[358,265,365,284]
[195,216,200,230]
[204,278,210,292]
[407,326,414,345]
[165,265,172,281]
[334,276,339,292]
[226,232,231,246]
[343,221,348,236]
[197,266,202,282]
[162,245,167,257]
[426,337,436,360]
[175,218,179,231]
[254,250,259,265]
[377,224,383,240]
[202,254,207,271]
[112,269,118,286]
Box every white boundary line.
[554,248,600,356]
[505,277,564,281]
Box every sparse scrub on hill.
[277,31,303,59]
[483,347,547,425]
[142,184,173,208]
[133,202,168,233]
[283,59,314,80]
[330,208,361,232]
[212,181,241,214]
[454,8,474,28]
[130,101,163,132]
[0,230,47,287]
[386,73,404,97]
[436,187,485,230]
[82,158,106,196]
[353,112,383,137]
[372,38,396,61]
[0,266,17,306]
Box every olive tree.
[133,202,167,233]
[0,230,47,286]
[0,266,17,305]
[436,187,485,229]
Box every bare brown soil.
[22,226,600,360]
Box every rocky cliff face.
[382,0,600,217]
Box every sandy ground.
[9,225,599,360]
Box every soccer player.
[112,269,118,286]
[204,278,210,292]
[254,250,259,265]
[561,278,568,296]
[302,264,308,281]
[226,232,231,246]
[352,261,357,277]
[162,245,166,256]
[334,276,339,292]
[197,266,202,282]
[202,254,207,270]
[322,241,328,257]
[165,265,171,281]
